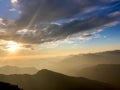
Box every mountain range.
[78,64,120,87]
[0,66,38,75]
[54,50,120,75]
[0,69,119,90]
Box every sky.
[0,0,120,63]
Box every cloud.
[0,0,120,45]
[0,18,6,26]
[9,8,17,12]
[0,40,33,50]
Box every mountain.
[0,69,119,90]
[55,50,120,76]
[0,66,38,75]
[0,82,22,90]
[63,50,120,64]
[78,64,120,87]
[1,50,120,76]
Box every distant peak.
[36,69,65,77]
[37,69,54,74]
[40,69,51,72]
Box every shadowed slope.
[0,82,22,90]
[79,64,120,87]
[0,69,119,90]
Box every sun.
[11,0,18,4]
[6,41,20,52]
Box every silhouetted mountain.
[98,50,120,55]
[0,82,22,90]
[64,50,120,64]
[0,69,119,90]
[56,50,120,75]
[79,64,120,87]
[0,66,38,75]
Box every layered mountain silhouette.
[63,50,120,64]
[79,64,120,87]
[56,50,120,75]
[0,82,22,90]
[0,66,38,75]
[0,69,119,90]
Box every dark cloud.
[16,0,78,28]
[16,0,111,28]
[1,0,120,44]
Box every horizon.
[0,0,120,69]
[0,1,120,89]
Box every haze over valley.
[0,0,120,90]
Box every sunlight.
[11,0,18,4]
[6,41,20,52]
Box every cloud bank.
[0,0,120,44]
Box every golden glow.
[11,0,18,4]
[6,41,20,52]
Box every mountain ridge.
[0,69,119,90]
[78,64,120,87]
[0,82,22,90]
[0,65,38,75]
